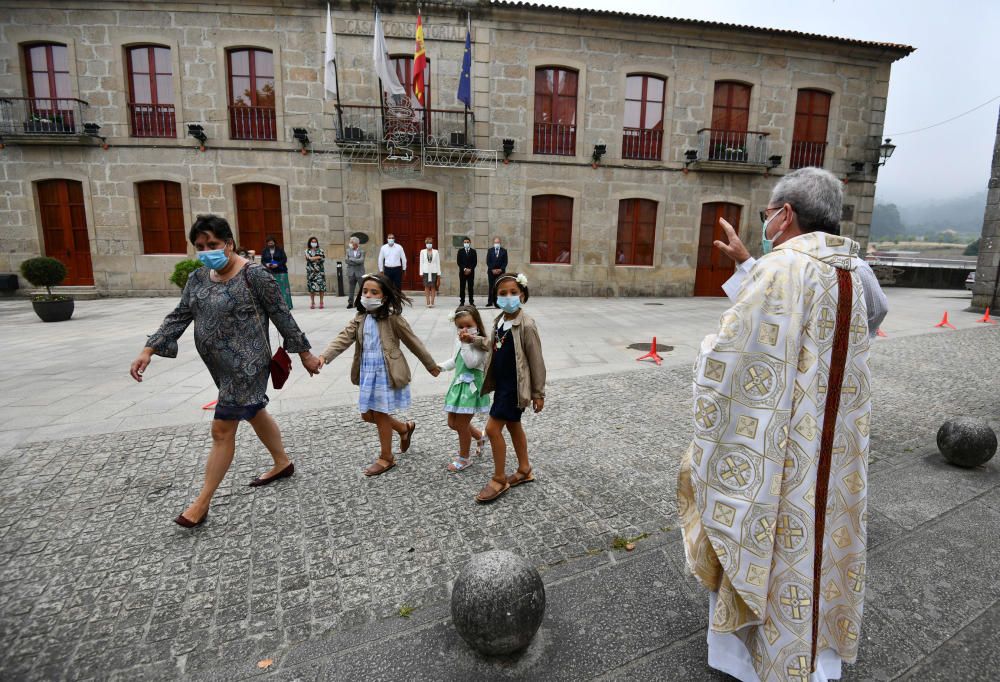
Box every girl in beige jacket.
[318,273,440,476]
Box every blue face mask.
[761,207,785,255]
[198,248,229,271]
[497,295,522,314]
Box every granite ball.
[450,550,546,656]
[937,417,997,468]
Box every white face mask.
[310,242,318,248]
[426,243,433,249]
[464,243,470,250]
[361,297,383,311]
[464,327,479,337]
[387,239,395,246]
[494,243,500,248]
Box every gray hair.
[349,236,360,244]
[769,167,843,234]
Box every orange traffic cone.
[934,312,957,330]
[977,307,997,324]
[636,336,664,366]
[876,328,888,338]
[202,400,218,410]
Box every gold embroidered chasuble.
[678,232,873,681]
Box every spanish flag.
[413,10,427,106]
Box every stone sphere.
[937,417,997,468]
[450,550,546,656]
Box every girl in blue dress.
[318,273,440,476]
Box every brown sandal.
[364,457,396,477]
[475,477,510,504]
[399,421,416,453]
[507,469,535,487]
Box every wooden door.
[234,182,282,252]
[37,179,93,286]
[710,82,751,159]
[694,202,741,297]
[381,188,437,291]
[791,89,831,168]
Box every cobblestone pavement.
[0,325,997,680]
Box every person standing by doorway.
[457,236,477,306]
[262,236,292,310]
[305,237,326,309]
[486,237,508,308]
[419,236,442,307]
[345,236,366,308]
[378,233,406,292]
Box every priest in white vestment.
[678,168,883,682]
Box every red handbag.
[243,266,292,389]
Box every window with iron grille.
[530,195,573,264]
[616,199,657,266]
[791,89,831,169]
[23,43,75,133]
[227,49,276,141]
[533,68,577,156]
[623,75,665,161]
[126,45,176,138]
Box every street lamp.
[876,138,896,167]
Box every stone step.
[18,286,103,300]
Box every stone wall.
[0,0,907,296]
[971,111,1000,312]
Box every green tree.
[965,238,981,256]
[871,203,904,238]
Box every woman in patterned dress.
[262,236,293,309]
[305,237,327,309]
[130,215,323,528]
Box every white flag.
[324,4,338,99]
[373,10,405,96]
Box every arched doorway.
[381,188,438,291]
[36,179,93,286]
[694,202,742,296]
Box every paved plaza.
[0,289,997,680]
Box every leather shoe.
[248,462,295,487]
[174,510,208,528]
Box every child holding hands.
[319,273,440,475]
[473,273,546,503]
[438,305,491,472]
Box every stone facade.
[971,110,1000,312]
[0,0,911,296]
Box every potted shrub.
[20,257,74,322]
[170,259,203,289]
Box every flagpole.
[331,4,344,139]
[464,12,470,147]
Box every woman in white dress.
[419,237,442,307]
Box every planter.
[32,298,74,322]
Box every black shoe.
[248,462,295,487]
[346,303,354,309]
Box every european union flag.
[457,25,472,108]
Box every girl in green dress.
[438,305,490,472]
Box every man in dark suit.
[456,236,477,306]
[485,236,509,308]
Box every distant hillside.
[897,189,987,235]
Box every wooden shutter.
[235,183,282,250]
[530,195,573,263]
[138,181,185,254]
[616,199,657,266]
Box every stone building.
[0,0,912,297]
[971,109,1000,312]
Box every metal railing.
[533,122,576,156]
[790,140,827,169]
[622,127,663,160]
[228,104,277,141]
[697,128,770,164]
[0,97,88,135]
[334,105,474,147]
[128,103,176,138]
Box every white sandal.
[447,455,472,473]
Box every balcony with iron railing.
[533,122,576,156]
[0,97,88,137]
[128,103,177,138]
[335,105,474,147]
[789,140,828,169]
[694,128,770,170]
[228,104,277,141]
[622,127,663,161]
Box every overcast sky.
[562,0,999,206]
